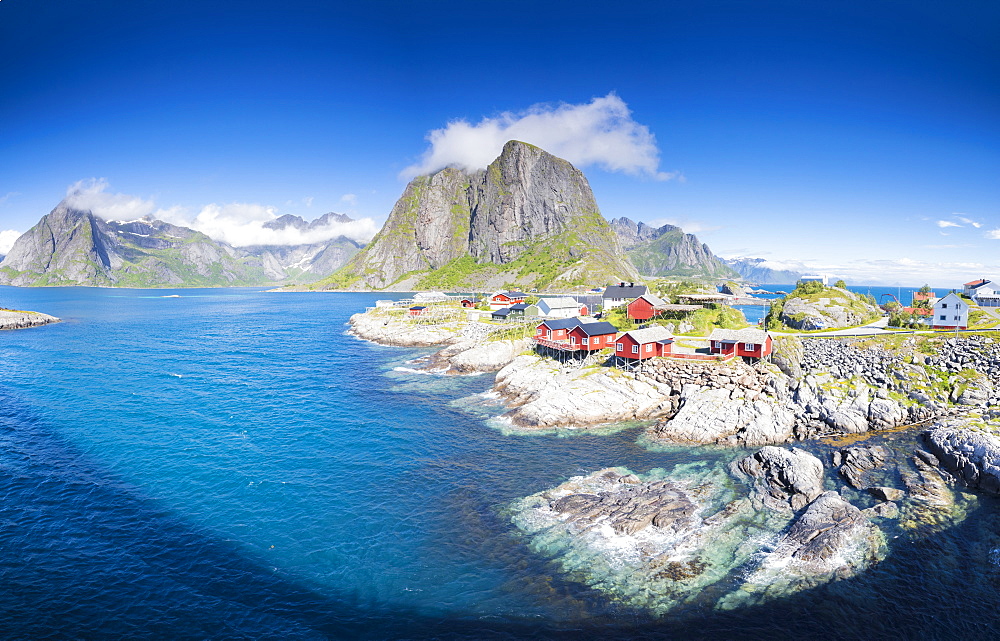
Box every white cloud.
[157,202,379,247]
[402,93,676,180]
[0,229,22,255]
[62,179,379,247]
[956,215,982,228]
[986,229,1000,240]
[62,178,156,221]
[936,220,961,228]
[340,193,357,206]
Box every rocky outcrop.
[493,355,678,429]
[834,445,891,489]
[612,216,737,279]
[925,420,1000,494]
[513,465,885,615]
[777,287,879,330]
[324,141,638,291]
[349,305,528,373]
[0,309,60,330]
[736,446,825,511]
[718,491,885,610]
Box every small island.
[0,307,60,330]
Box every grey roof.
[603,284,648,299]
[633,293,666,307]
[492,308,512,317]
[708,328,771,343]
[620,325,674,344]
[572,321,618,336]
[510,303,529,310]
[538,297,580,310]
[537,317,583,331]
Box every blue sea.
[2,286,1000,640]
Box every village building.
[626,293,667,321]
[602,282,647,309]
[535,318,583,342]
[912,291,938,306]
[460,298,477,308]
[408,305,428,317]
[535,297,584,318]
[932,293,969,330]
[708,328,773,360]
[800,274,829,286]
[567,321,619,351]
[489,291,527,309]
[964,279,999,308]
[413,291,449,302]
[491,303,528,320]
[614,325,674,361]
[963,279,993,297]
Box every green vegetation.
[680,304,749,335]
[834,279,847,289]
[765,280,880,331]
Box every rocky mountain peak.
[322,140,638,290]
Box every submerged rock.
[512,465,885,615]
[835,445,892,490]
[718,491,885,610]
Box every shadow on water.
[6,374,1000,641]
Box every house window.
[616,344,623,352]
[942,303,947,308]
[955,316,961,321]
[939,315,947,321]
[582,337,589,345]
[631,345,638,354]
[646,344,652,352]
[744,343,755,351]
[570,337,576,345]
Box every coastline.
[0,308,60,330]
[349,300,1000,612]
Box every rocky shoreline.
[353,303,1000,615]
[0,308,60,330]
[349,305,529,373]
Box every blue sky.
[1,0,997,285]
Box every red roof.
[903,307,932,316]
[965,279,989,287]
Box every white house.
[964,279,999,308]
[535,297,583,318]
[800,274,829,286]
[602,282,647,309]
[932,293,968,330]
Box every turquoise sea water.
[2,287,1000,639]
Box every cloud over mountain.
[402,93,675,180]
[60,179,378,247]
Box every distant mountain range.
[610,217,738,280]
[0,207,361,287]
[722,257,802,284]
[2,141,791,290]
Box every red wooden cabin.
[567,321,619,351]
[626,294,667,321]
[614,326,674,360]
[535,318,582,341]
[708,328,773,358]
